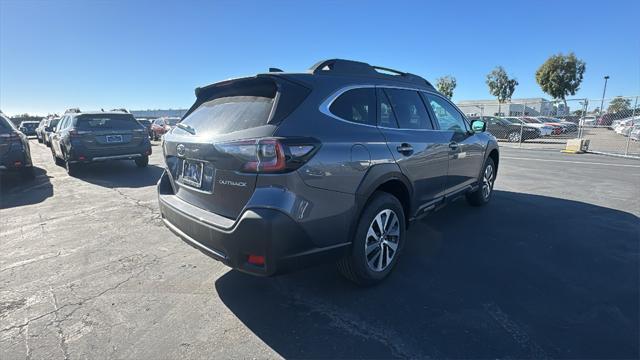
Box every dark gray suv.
[158,59,499,285]
[0,113,34,179]
[51,109,152,175]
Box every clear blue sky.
[1,0,639,115]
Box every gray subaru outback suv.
[158,59,499,285]
[51,109,152,176]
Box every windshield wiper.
[176,122,196,135]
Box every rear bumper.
[157,171,349,276]
[67,143,151,163]
[0,148,31,171]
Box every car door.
[376,88,449,208]
[51,116,67,156]
[424,93,485,194]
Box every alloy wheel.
[365,209,400,272]
[482,164,494,200]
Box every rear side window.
[377,89,398,128]
[180,96,274,135]
[75,114,140,131]
[329,88,376,125]
[383,89,433,130]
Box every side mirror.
[471,119,486,133]
[45,126,52,132]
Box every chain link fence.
[457,96,640,158]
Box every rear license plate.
[106,135,123,143]
[181,160,203,188]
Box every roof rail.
[110,108,129,113]
[64,108,81,114]
[309,59,434,88]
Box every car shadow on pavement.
[215,190,639,359]
[0,167,53,209]
[71,161,164,188]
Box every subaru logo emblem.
[176,144,186,156]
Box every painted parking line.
[502,156,640,168]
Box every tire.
[65,159,79,176]
[507,131,521,143]
[338,191,406,286]
[135,156,149,168]
[52,148,64,166]
[37,136,43,144]
[466,157,496,207]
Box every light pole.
[599,75,609,116]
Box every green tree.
[573,109,584,116]
[607,96,631,113]
[435,75,457,99]
[535,52,586,107]
[486,66,518,116]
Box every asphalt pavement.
[1,140,638,359]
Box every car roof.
[68,111,134,117]
[195,59,438,97]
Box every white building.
[456,98,569,117]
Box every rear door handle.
[396,143,413,154]
[449,142,459,150]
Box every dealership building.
[456,98,569,117]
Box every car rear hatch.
[74,114,148,155]
[0,116,19,157]
[162,75,311,220]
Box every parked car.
[150,117,180,140]
[42,117,61,146]
[35,119,48,143]
[137,118,153,138]
[157,59,500,285]
[50,109,152,175]
[614,118,640,136]
[469,116,540,142]
[597,112,630,126]
[0,113,34,179]
[503,117,554,136]
[521,117,562,135]
[580,116,597,127]
[41,118,60,146]
[534,117,571,133]
[18,121,39,136]
[536,116,578,133]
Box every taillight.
[68,128,89,138]
[215,137,318,173]
[0,131,22,143]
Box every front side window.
[329,88,376,125]
[383,88,433,130]
[425,94,468,133]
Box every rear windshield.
[76,114,140,131]
[179,96,274,135]
[0,116,14,133]
[21,122,38,128]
